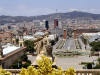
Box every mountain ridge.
[0,11,100,25]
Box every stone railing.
[76,69,100,75]
[5,69,100,75]
[5,69,20,75]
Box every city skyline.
[0,0,100,16]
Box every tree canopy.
[24,40,35,53]
[90,41,100,51]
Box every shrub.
[50,40,55,46]
[0,68,12,75]
[93,64,100,69]
[81,62,94,65]
[16,39,19,44]
[19,56,75,75]
[93,58,100,69]
[87,63,92,69]
[21,54,28,61]
[1,56,75,75]
[90,41,100,51]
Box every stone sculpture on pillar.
[32,36,55,65]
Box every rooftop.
[23,35,35,40]
[34,32,45,36]
[2,43,20,55]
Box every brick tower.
[64,29,66,39]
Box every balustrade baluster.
[87,72,90,75]
[80,72,82,75]
[92,72,95,75]
[15,71,16,75]
[84,72,87,75]
[76,72,78,75]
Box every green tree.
[93,58,100,69]
[98,58,100,64]
[87,63,92,69]
[24,40,35,53]
[21,54,28,61]
[16,39,19,44]
[50,40,55,46]
[90,41,100,51]
[82,38,87,49]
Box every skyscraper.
[54,19,59,28]
[45,20,49,30]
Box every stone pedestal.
[32,37,56,66]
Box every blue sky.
[0,0,100,16]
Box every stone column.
[64,29,66,39]
[12,38,16,45]
[74,29,77,40]
[19,39,24,47]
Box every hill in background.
[0,11,100,25]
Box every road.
[62,38,76,50]
[28,55,36,64]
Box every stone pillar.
[12,38,16,45]
[64,29,66,39]
[19,39,24,47]
[32,37,55,66]
[74,29,77,40]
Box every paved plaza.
[28,55,98,70]
[56,55,98,70]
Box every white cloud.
[0,6,100,16]
[31,8,55,15]
[68,8,79,12]
[10,4,55,16]
[0,5,56,16]
[0,8,9,15]
[84,8,100,14]
[67,8,100,14]
[89,9,97,12]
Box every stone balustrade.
[5,69,100,75]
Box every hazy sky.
[0,0,100,16]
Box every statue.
[34,41,42,54]
[32,36,55,65]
